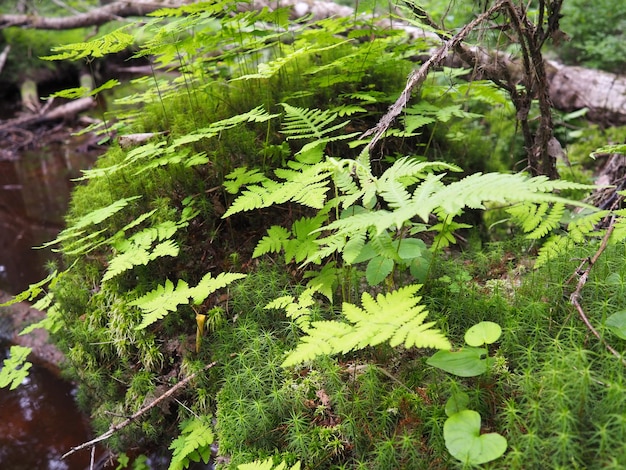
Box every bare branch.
[0,1,192,30]
[566,219,626,367]
[362,1,507,149]
[61,360,218,459]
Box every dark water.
[0,340,102,469]
[0,130,100,294]
[0,128,103,468]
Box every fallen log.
[0,97,95,133]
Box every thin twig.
[62,361,218,460]
[362,1,506,149]
[567,219,626,366]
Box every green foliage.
[41,27,135,61]
[0,345,32,390]
[238,458,300,470]
[131,272,246,330]
[443,409,507,465]
[5,0,621,468]
[277,284,450,367]
[559,0,626,72]
[168,416,214,470]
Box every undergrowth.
[2,1,626,469]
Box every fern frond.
[235,41,349,80]
[266,288,316,330]
[224,167,269,195]
[41,27,134,61]
[283,216,325,263]
[280,103,349,141]
[223,182,279,217]
[237,457,301,470]
[132,272,245,329]
[0,345,32,390]
[534,234,573,269]
[281,285,450,367]
[39,196,141,250]
[569,210,610,243]
[506,202,566,239]
[190,272,247,305]
[253,225,292,258]
[169,416,214,470]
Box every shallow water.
[0,341,102,469]
[0,126,104,468]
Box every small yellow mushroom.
[195,312,207,354]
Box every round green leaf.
[464,321,502,346]
[606,311,626,340]
[396,238,427,261]
[427,347,492,377]
[445,392,470,417]
[365,256,394,286]
[444,410,507,465]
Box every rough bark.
[546,61,626,126]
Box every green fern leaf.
[41,28,134,61]
[534,235,573,269]
[102,245,153,282]
[280,103,348,141]
[39,196,141,250]
[132,279,192,330]
[238,457,301,470]
[169,416,214,470]
[569,210,610,243]
[253,225,292,258]
[507,202,566,239]
[235,42,348,80]
[281,285,450,367]
[0,346,32,390]
[190,272,247,305]
[224,167,268,195]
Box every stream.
[0,126,104,469]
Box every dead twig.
[566,218,626,366]
[361,1,507,149]
[61,360,217,460]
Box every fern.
[168,416,214,470]
[506,202,566,239]
[101,208,196,283]
[238,458,301,470]
[280,285,451,367]
[0,345,32,390]
[40,27,134,61]
[39,196,142,253]
[132,272,246,329]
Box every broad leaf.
[427,347,492,377]
[444,410,507,465]
[464,321,502,346]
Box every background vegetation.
[2,0,626,469]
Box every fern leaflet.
[0,346,32,390]
[132,272,246,329]
[169,416,214,470]
[281,285,450,367]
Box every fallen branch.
[0,97,95,133]
[0,45,9,75]
[61,360,218,460]
[0,1,192,30]
[566,219,626,367]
